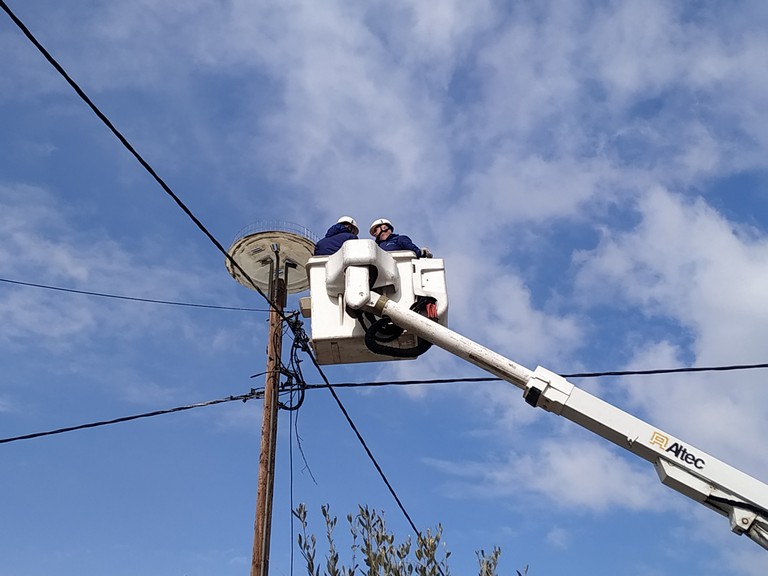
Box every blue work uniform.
[314,223,358,256]
[375,233,420,257]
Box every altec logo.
[649,432,706,470]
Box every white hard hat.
[369,218,392,236]
[337,216,358,233]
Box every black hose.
[364,317,433,357]
[361,296,438,358]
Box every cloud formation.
[3,1,768,574]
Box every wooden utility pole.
[251,265,287,576]
[224,224,315,576]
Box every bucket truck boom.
[303,239,768,550]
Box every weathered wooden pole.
[251,253,287,576]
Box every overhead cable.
[5,275,768,378]
[8,272,768,377]
[301,360,768,388]
[9,359,768,447]
[0,1,425,539]
[0,390,258,445]
[560,363,768,378]
[300,339,422,537]
[0,277,269,312]
[0,0,278,315]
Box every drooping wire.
[297,342,423,537]
[12,359,768,447]
[288,387,297,576]
[4,7,425,566]
[0,1,280,316]
[277,315,316,482]
[8,267,768,379]
[0,390,258,445]
[0,1,428,543]
[5,273,768,380]
[298,359,768,390]
[290,413,317,486]
[560,363,768,378]
[278,314,308,412]
[0,277,269,312]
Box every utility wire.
[288,396,297,576]
[8,356,760,555]
[9,358,768,447]
[0,0,278,315]
[301,345,422,536]
[300,361,768,389]
[560,363,768,378]
[5,274,768,378]
[8,271,768,378]
[299,346,449,576]
[0,277,269,312]
[1,1,431,541]
[5,0,424,547]
[0,0,408,533]
[0,390,258,445]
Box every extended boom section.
[366,293,768,550]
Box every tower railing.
[231,221,319,245]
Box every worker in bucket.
[314,216,360,256]
[369,218,432,258]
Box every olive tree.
[294,504,528,576]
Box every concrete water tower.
[224,220,317,576]
[225,220,317,299]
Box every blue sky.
[2,1,768,575]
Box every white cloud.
[247,5,453,213]
[545,526,571,549]
[576,187,768,358]
[585,2,683,101]
[0,183,256,357]
[4,2,768,574]
[573,188,768,478]
[441,267,583,369]
[115,375,180,406]
[399,0,494,60]
[427,437,670,513]
[449,155,622,238]
[0,395,15,413]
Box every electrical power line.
[560,363,768,378]
[4,364,761,448]
[0,0,424,540]
[21,0,748,546]
[8,359,768,447]
[8,271,767,379]
[5,267,766,379]
[0,0,277,315]
[0,277,269,312]
[0,390,258,445]
[303,360,768,388]
[301,350,422,535]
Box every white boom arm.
[352,289,768,550]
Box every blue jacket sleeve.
[396,235,420,256]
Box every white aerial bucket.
[302,239,448,365]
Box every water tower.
[224,220,317,576]
[225,220,317,300]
